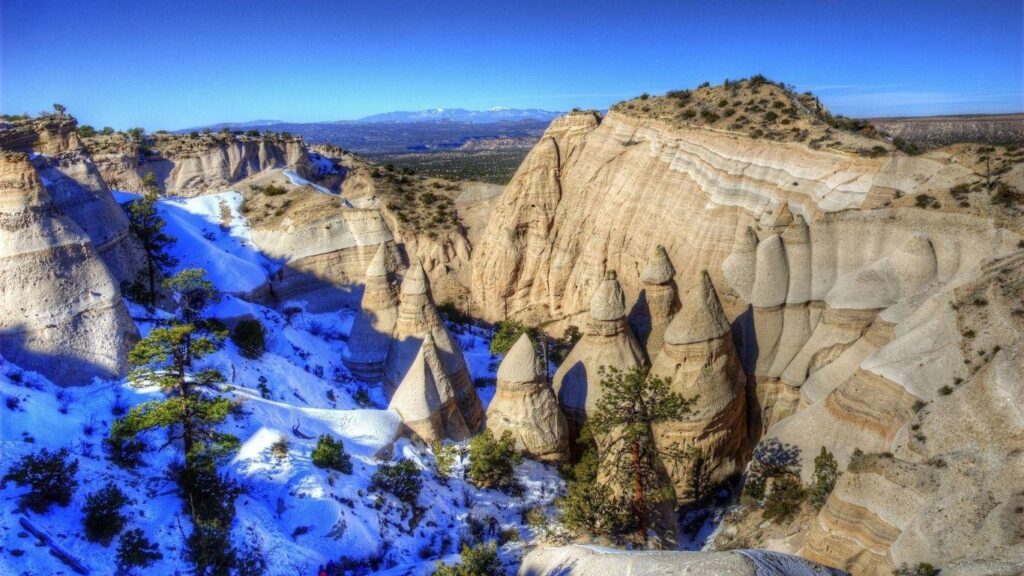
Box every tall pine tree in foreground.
[588,366,694,543]
[111,268,234,462]
[125,172,177,308]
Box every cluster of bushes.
[741,445,839,523]
[3,447,166,569]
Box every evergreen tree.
[808,446,839,508]
[112,269,232,461]
[588,366,694,540]
[126,172,177,307]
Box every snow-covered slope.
[1,189,559,576]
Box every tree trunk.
[177,352,194,459]
[633,436,645,540]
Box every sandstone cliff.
[0,115,143,283]
[0,152,137,384]
[87,132,310,197]
[470,78,1023,574]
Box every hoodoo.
[650,270,748,501]
[630,245,681,362]
[384,258,485,432]
[0,151,138,384]
[553,270,645,443]
[343,244,400,382]
[486,333,569,462]
[388,332,470,442]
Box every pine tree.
[126,172,177,307]
[808,446,839,508]
[587,366,694,541]
[112,269,232,462]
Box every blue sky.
[2,1,1021,130]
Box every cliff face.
[470,91,1023,574]
[0,116,144,283]
[471,110,991,325]
[89,134,310,197]
[0,152,137,384]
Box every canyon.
[1,77,1021,576]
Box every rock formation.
[342,244,400,382]
[387,332,469,442]
[471,79,1024,573]
[553,270,645,443]
[0,115,143,284]
[485,333,569,462]
[384,258,484,433]
[649,270,749,502]
[87,133,310,196]
[0,151,138,384]
[630,244,681,361]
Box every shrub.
[762,475,805,522]
[3,447,79,512]
[489,319,532,355]
[83,482,131,545]
[271,436,289,460]
[312,435,352,473]
[432,441,460,481]
[433,541,502,576]
[558,478,626,537]
[741,472,766,503]
[371,458,422,506]
[467,430,522,491]
[893,137,922,155]
[764,111,779,122]
[104,436,147,468]
[808,447,838,508]
[938,385,954,396]
[232,319,267,359]
[117,528,163,569]
[894,563,939,576]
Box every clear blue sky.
[2,0,1021,130]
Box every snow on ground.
[2,189,564,576]
[113,190,275,294]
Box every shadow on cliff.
[0,325,118,386]
[628,288,653,363]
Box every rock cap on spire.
[590,270,626,321]
[640,245,676,285]
[496,333,544,383]
[664,270,732,345]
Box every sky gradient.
[2,0,1021,130]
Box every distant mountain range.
[176,108,562,156]
[181,108,561,132]
[356,107,561,124]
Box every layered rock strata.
[552,270,645,443]
[342,244,400,382]
[0,152,137,384]
[471,109,999,325]
[650,271,749,502]
[383,259,484,433]
[485,333,569,462]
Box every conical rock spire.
[664,270,731,345]
[487,333,568,462]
